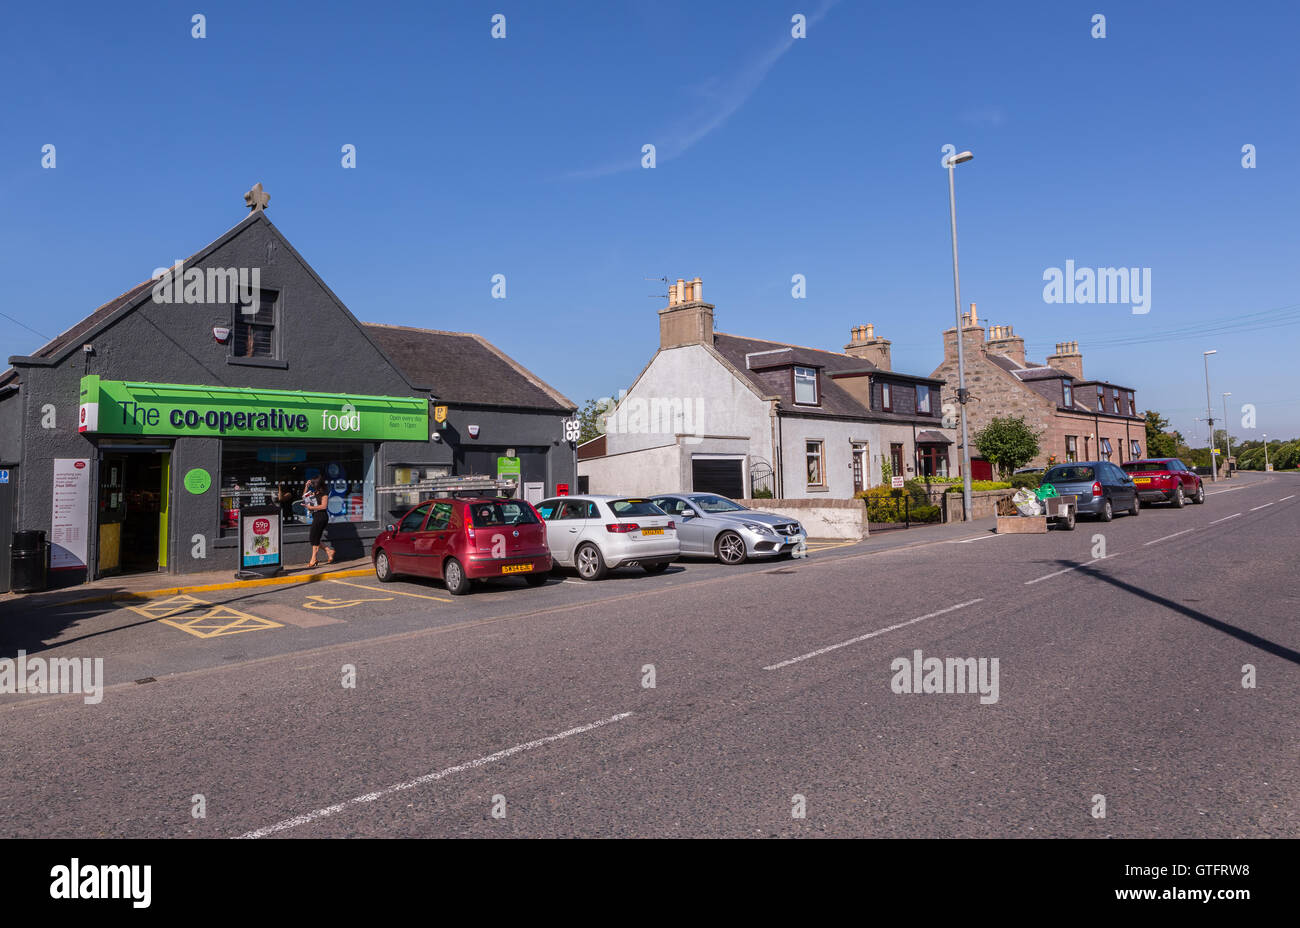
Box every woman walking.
[304,474,335,567]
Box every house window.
[1096,386,1104,412]
[881,382,893,412]
[1100,437,1113,461]
[1130,439,1141,459]
[916,384,932,414]
[1111,388,1120,414]
[232,289,279,359]
[1128,392,1136,416]
[918,444,949,477]
[1062,382,1073,408]
[1066,435,1078,462]
[794,367,818,405]
[805,441,825,487]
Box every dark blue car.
[1042,461,1139,521]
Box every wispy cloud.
[567,0,841,179]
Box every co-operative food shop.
[0,196,576,589]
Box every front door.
[851,443,868,493]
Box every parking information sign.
[891,476,905,489]
[238,505,282,577]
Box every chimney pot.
[692,277,702,302]
[968,302,977,325]
[865,323,874,339]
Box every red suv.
[1119,458,1205,508]
[371,497,552,595]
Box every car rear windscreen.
[609,499,663,517]
[1120,461,1165,473]
[1045,465,1095,482]
[469,501,539,526]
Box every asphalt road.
[2,472,1297,838]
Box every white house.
[579,278,955,499]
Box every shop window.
[219,441,374,536]
[231,289,279,360]
[917,384,932,414]
[794,367,818,405]
[805,440,824,487]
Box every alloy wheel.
[717,532,746,565]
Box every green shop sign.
[79,376,429,441]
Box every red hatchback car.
[1119,458,1205,507]
[371,497,552,595]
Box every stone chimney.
[843,323,892,370]
[942,302,986,361]
[985,323,1026,367]
[1046,339,1083,379]
[659,276,714,349]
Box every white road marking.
[763,599,983,670]
[1025,555,1113,585]
[952,533,1004,543]
[1207,485,1247,495]
[562,580,584,585]
[1209,513,1241,525]
[1280,495,1296,502]
[237,712,634,839]
[1250,503,1274,512]
[1144,529,1194,546]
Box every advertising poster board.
[51,459,91,570]
[238,505,282,578]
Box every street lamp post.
[946,149,975,520]
[1222,392,1232,477]
[1203,350,1217,481]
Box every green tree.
[1144,410,1178,458]
[973,415,1042,477]
[576,397,611,444]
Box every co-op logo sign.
[107,400,361,435]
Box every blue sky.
[3,0,1298,443]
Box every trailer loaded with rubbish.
[996,483,1077,533]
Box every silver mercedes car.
[649,493,806,565]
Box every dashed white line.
[1280,495,1296,502]
[952,533,1005,544]
[236,711,634,839]
[763,599,983,670]
[1207,485,1248,495]
[1144,529,1195,546]
[1209,513,1241,525]
[1250,503,1274,512]
[1024,555,1113,585]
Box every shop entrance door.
[97,449,170,577]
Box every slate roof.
[981,347,1139,417]
[710,332,941,422]
[363,324,574,413]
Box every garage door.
[691,458,744,498]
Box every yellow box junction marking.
[303,593,396,610]
[125,594,211,620]
[160,605,284,639]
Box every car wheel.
[1171,486,1185,508]
[1130,495,1140,517]
[1099,499,1113,522]
[1192,483,1205,504]
[575,543,608,581]
[643,561,668,574]
[524,573,548,587]
[374,549,395,582]
[443,558,472,595]
[715,531,747,565]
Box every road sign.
[0,470,8,484]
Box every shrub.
[1010,473,1042,490]
[751,486,774,499]
[946,481,1012,493]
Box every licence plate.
[785,536,800,544]
[1134,477,1151,484]
[501,563,531,574]
[640,528,664,536]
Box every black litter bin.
[11,530,48,593]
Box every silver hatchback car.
[534,495,679,580]
[649,493,806,565]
